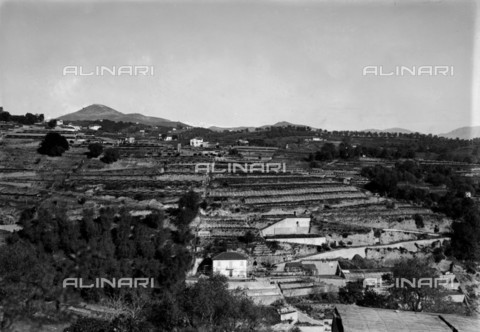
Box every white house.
[212,252,248,279]
[278,307,298,324]
[190,137,204,147]
[58,124,80,132]
[261,217,311,237]
[88,125,102,131]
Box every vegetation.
[0,192,277,331]
[87,143,103,158]
[0,110,44,124]
[101,148,120,164]
[338,258,468,314]
[37,132,70,156]
[414,214,424,228]
[361,161,480,263]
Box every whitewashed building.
[190,137,204,147]
[212,252,248,278]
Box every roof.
[439,313,480,332]
[344,271,390,282]
[212,252,247,261]
[303,260,339,275]
[334,304,462,332]
[285,262,303,268]
[302,264,317,271]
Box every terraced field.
[207,173,369,208]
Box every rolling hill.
[58,104,187,127]
[440,126,480,140]
[209,121,313,132]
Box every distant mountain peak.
[58,104,186,127]
[72,104,123,116]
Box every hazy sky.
[0,0,478,134]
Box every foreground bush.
[37,132,69,156]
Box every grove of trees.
[338,258,470,315]
[361,161,480,263]
[0,191,278,331]
[0,110,44,124]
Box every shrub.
[87,143,103,158]
[101,148,120,164]
[238,230,255,244]
[432,247,445,263]
[414,214,424,228]
[64,317,110,332]
[37,132,69,156]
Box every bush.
[64,317,110,332]
[101,148,120,164]
[432,247,445,263]
[238,230,255,244]
[37,132,69,156]
[414,214,425,228]
[47,119,57,128]
[87,143,103,158]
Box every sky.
[0,0,478,134]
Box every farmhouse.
[278,306,298,323]
[212,252,248,279]
[190,137,204,147]
[261,217,311,237]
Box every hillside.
[209,121,312,132]
[362,128,413,134]
[440,126,480,139]
[58,104,187,127]
[208,126,256,132]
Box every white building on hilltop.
[212,252,248,279]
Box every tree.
[87,143,103,158]
[24,113,38,125]
[181,274,278,330]
[37,132,69,156]
[339,280,364,304]
[386,258,454,312]
[315,142,337,161]
[47,119,57,128]
[414,214,424,228]
[450,208,480,261]
[0,110,11,122]
[238,230,255,244]
[101,148,120,164]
